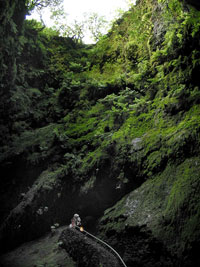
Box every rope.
[75,226,127,267]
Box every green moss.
[164,158,200,246]
[100,196,127,233]
[1,0,200,264]
[36,165,68,191]
[100,157,200,258]
[1,123,58,164]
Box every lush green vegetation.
[1,0,200,265]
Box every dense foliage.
[1,0,200,266]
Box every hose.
[75,226,127,267]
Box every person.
[70,213,81,228]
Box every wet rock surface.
[60,227,122,267]
[101,226,174,267]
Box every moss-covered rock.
[1,0,200,266]
[60,227,121,267]
[99,157,200,266]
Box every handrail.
[75,226,127,267]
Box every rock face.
[0,163,128,253]
[59,227,122,267]
[0,169,74,253]
[99,157,200,266]
[1,0,200,266]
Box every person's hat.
[74,213,79,217]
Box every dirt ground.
[0,226,75,267]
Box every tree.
[51,11,108,44]
[26,0,63,11]
[85,13,108,42]
[26,0,64,26]
[52,18,85,43]
[26,2,109,44]
[65,20,85,43]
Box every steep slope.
[0,0,200,266]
